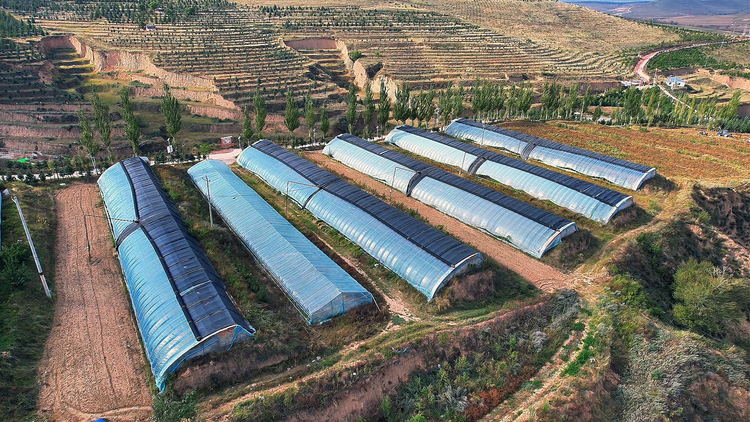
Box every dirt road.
[37,184,152,422]
[306,152,573,293]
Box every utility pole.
[12,196,51,298]
[202,175,213,227]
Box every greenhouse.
[98,158,255,392]
[325,134,578,257]
[187,160,373,324]
[444,118,657,190]
[385,126,634,223]
[238,141,483,300]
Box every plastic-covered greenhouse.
[98,157,255,391]
[238,140,483,301]
[187,160,373,324]
[444,119,657,190]
[325,134,578,257]
[385,126,634,223]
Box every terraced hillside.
[0,14,95,157]
[22,0,680,110]
[246,0,681,71]
[268,6,630,88]
[34,3,343,110]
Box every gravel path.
[37,184,152,422]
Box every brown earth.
[37,184,152,422]
[305,151,574,293]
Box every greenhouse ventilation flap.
[238,141,484,301]
[325,134,577,257]
[98,157,255,392]
[187,160,373,324]
[385,126,633,224]
[444,118,656,190]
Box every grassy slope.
[0,182,58,421]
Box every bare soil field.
[37,184,152,422]
[306,151,574,293]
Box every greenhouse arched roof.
[98,158,255,391]
[238,141,483,301]
[386,125,634,223]
[444,118,656,190]
[188,160,373,324]
[325,134,578,257]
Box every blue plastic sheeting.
[188,160,373,324]
[444,119,657,190]
[385,126,634,223]
[325,134,578,257]
[98,158,255,391]
[238,141,484,300]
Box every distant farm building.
[620,80,642,88]
[144,23,157,31]
[666,76,686,89]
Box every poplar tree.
[346,84,357,134]
[254,88,267,137]
[77,108,99,174]
[284,89,300,134]
[91,92,113,162]
[320,105,330,138]
[394,83,411,124]
[242,106,254,146]
[304,91,316,143]
[377,79,391,135]
[120,88,141,156]
[362,83,375,138]
[161,83,182,153]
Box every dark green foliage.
[77,108,99,172]
[284,89,300,134]
[319,105,330,137]
[648,47,739,72]
[609,218,730,319]
[242,105,254,142]
[377,79,391,133]
[561,334,598,376]
[304,91,316,142]
[91,92,113,162]
[349,50,363,61]
[393,83,410,124]
[0,10,44,37]
[254,87,267,136]
[0,242,31,289]
[346,83,357,134]
[672,259,750,336]
[161,83,182,151]
[120,88,141,156]
[153,390,197,422]
[362,83,375,138]
[0,187,56,421]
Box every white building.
[665,76,686,89]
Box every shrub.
[152,390,197,422]
[0,242,31,289]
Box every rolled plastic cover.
[188,160,373,324]
[386,126,634,223]
[238,141,484,300]
[325,134,578,257]
[98,158,255,391]
[444,118,656,190]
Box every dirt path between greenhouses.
[306,151,574,293]
[37,184,152,422]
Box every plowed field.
[37,184,152,422]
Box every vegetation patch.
[0,183,57,421]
